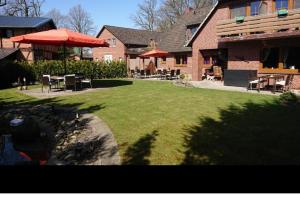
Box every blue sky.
[43,0,147,33]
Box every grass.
[1,79,299,165]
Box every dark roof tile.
[100,25,163,46]
[0,48,19,60]
[0,16,56,29]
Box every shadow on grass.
[183,98,300,165]
[123,130,159,165]
[92,79,133,88]
[0,93,107,164]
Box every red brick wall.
[227,42,261,71]
[93,28,126,61]
[159,54,193,78]
[192,6,229,81]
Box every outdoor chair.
[130,70,135,78]
[41,75,56,93]
[146,70,151,78]
[161,69,167,80]
[81,77,92,89]
[64,74,77,91]
[213,66,223,81]
[139,70,146,79]
[176,69,181,79]
[157,70,162,79]
[167,70,176,80]
[276,75,294,92]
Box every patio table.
[258,75,285,93]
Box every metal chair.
[176,69,181,79]
[146,70,151,78]
[64,74,77,91]
[41,75,54,93]
[276,74,294,92]
[167,70,176,80]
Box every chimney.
[184,7,193,15]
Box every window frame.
[230,2,247,19]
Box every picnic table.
[258,75,285,93]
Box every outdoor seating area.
[248,74,294,94]
[131,69,181,80]
[202,66,224,81]
[41,74,92,93]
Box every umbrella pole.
[63,44,67,75]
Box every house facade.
[93,6,213,79]
[188,0,300,89]
[93,25,163,70]
[0,16,57,62]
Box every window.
[175,55,188,66]
[295,0,300,8]
[176,56,181,65]
[251,1,267,16]
[0,29,13,38]
[204,56,210,64]
[231,3,246,18]
[283,47,300,69]
[212,56,218,65]
[161,57,166,64]
[262,48,279,68]
[276,0,288,10]
[104,55,113,62]
[112,38,116,47]
[191,26,198,35]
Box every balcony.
[217,9,300,42]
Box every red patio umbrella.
[140,49,169,58]
[10,28,109,74]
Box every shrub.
[279,92,299,105]
[0,60,127,89]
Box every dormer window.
[186,24,199,41]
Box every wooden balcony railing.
[217,9,300,41]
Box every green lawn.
[1,80,300,165]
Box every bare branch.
[131,0,158,31]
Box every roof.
[0,48,19,60]
[158,6,212,53]
[97,25,163,46]
[0,16,56,29]
[186,1,220,46]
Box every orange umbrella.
[140,49,168,58]
[10,28,109,47]
[10,28,109,74]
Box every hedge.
[0,60,128,89]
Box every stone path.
[189,80,283,96]
[20,87,110,99]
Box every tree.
[44,8,69,28]
[131,0,158,31]
[157,0,214,31]
[1,0,45,17]
[67,4,95,35]
[67,4,95,59]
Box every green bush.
[0,60,127,89]
[279,92,299,105]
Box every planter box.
[235,16,245,23]
[278,9,288,17]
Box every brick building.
[93,6,213,79]
[0,16,57,62]
[188,0,300,89]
